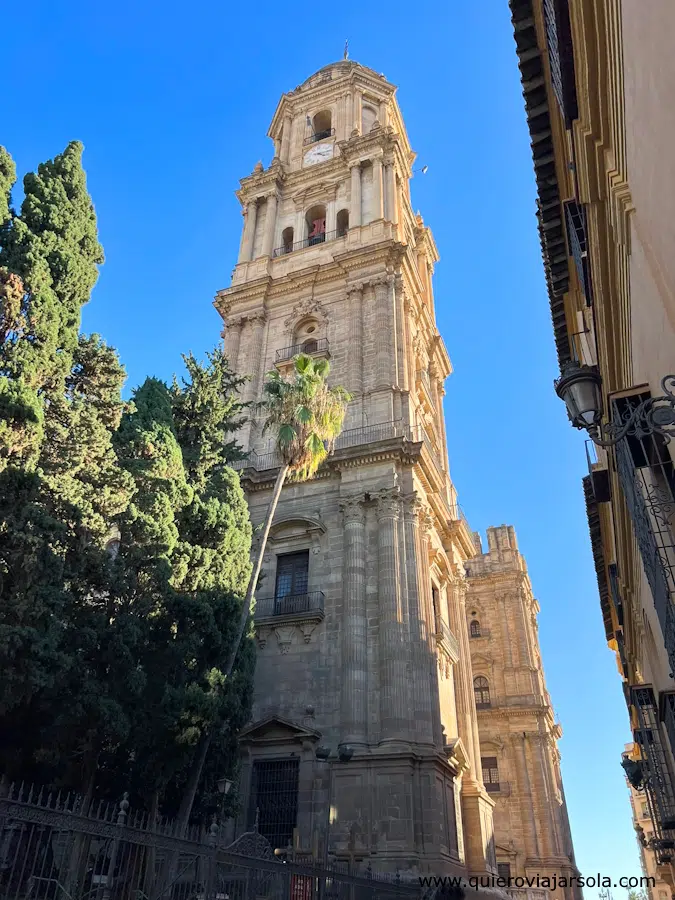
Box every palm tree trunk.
[173,463,290,837]
[224,462,290,677]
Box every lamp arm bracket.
[590,374,675,447]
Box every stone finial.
[253,161,264,174]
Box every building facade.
[465,527,580,900]
[624,744,674,900]
[215,59,576,882]
[508,0,675,885]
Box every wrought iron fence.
[272,230,345,258]
[0,781,422,900]
[612,400,675,674]
[632,685,675,858]
[303,128,335,145]
[276,339,330,363]
[254,591,325,620]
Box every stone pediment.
[268,516,326,543]
[238,715,321,747]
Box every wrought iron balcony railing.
[435,616,459,659]
[275,338,330,363]
[272,229,345,258]
[607,563,624,628]
[254,591,325,620]
[303,128,335,145]
[612,395,675,674]
[632,685,675,842]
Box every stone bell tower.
[215,60,496,878]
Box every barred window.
[249,759,299,850]
[470,619,481,638]
[497,863,511,880]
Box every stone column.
[347,285,363,401]
[372,157,384,221]
[379,99,389,128]
[345,93,353,137]
[384,162,396,224]
[261,193,278,258]
[353,89,362,134]
[245,314,267,404]
[395,276,408,394]
[326,197,337,237]
[339,496,368,746]
[447,577,481,781]
[404,497,434,747]
[273,136,281,158]
[222,317,244,371]
[374,277,392,389]
[350,164,362,227]
[294,205,306,245]
[280,114,292,163]
[377,489,410,744]
[238,200,258,263]
[536,733,561,856]
[513,734,541,858]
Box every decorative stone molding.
[284,297,329,334]
[275,625,295,654]
[339,495,366,524]
[256,626,272,650]
[375,487,400,519]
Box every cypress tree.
[110,353,253,820]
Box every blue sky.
[4,0,638,885]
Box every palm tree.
[174,354,349,834]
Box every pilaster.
[376,488,410,746]
[339,494,368,747]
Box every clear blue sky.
[5,0,638,886]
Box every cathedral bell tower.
[215,60,496,878]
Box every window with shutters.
[497,863,511,881]
[482,756,500,792]
[248,759,299,850]
[565,201,593,305]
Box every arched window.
[362,105,377,133]
[312,110,332,142]
[281,226,294,254]
[302,339,318,354]
[474,676,491,709]
[305,204,326,246]
[336,208,349,237]
[470,619,481,638]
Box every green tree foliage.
[0,141,254,822]
[110,357,253,819]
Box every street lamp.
[216,777,233,796]
[315,744,354,867]
[554,361,675,447]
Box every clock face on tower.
[303,143,334,166]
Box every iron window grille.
[542,0,579,126]
[565,201,593,306]
[272,229,344,257]
[303,128,336,145]
[633,686,675,835]
[662,693,675,773]
[474,676,491,709]
[497,863,511,881]
[254,591,325,619]
[470,619,482,638]
[612,394,675,675]
[248,759,300,851]
[275,337,330,362]
[482,757,500,793]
